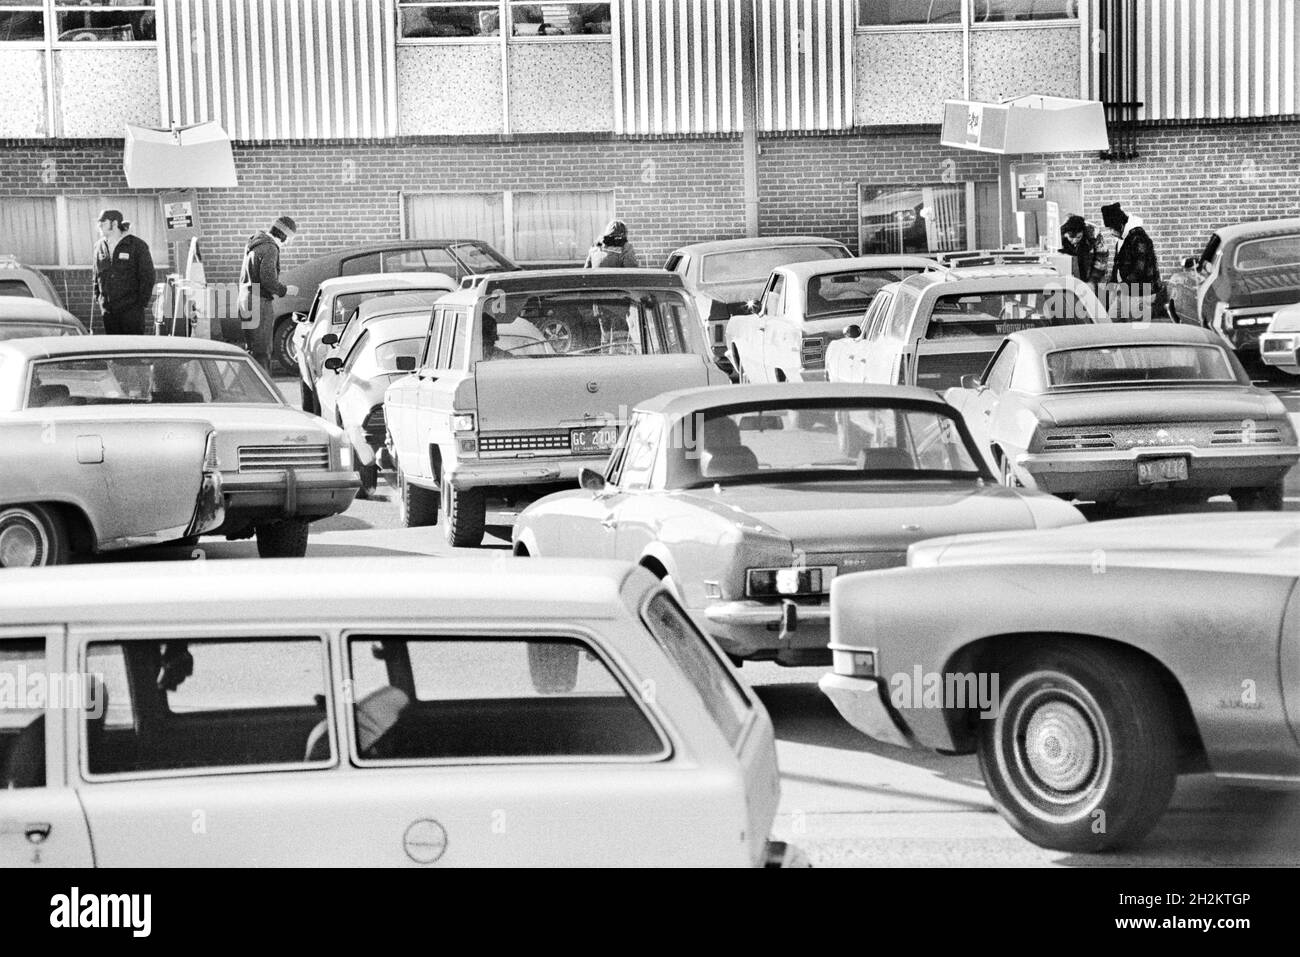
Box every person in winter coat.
[1058,214,1110,291]
[237,215,297,372]
[92,209,155,335]
[584,219,639,269]
[1101,202,1164,322]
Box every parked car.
[664,237,852,370]
[0,298,86,341]
[0,337,359,557]
[944,323,1298,509]
[724,255,941,384]
[826,271,1109,393]
[272,239,517,371]
[1260,301,1300,375]
[821,512,1300,852]
[0,255,65,308]
[0,414,222,567]
[1166,218,1300,353]
[296,275,456,413]
[512,383,1084,666]
[384,269,730,547]
[315,311,429,496]
[0,557,799,867]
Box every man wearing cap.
[92,209,156,335]
[237,215,297,373]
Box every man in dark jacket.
[237,215,297,373]
[1101,202,1164,321]
[1059,214,1110,290]
[93,209,155,335]
[584,219,639,269]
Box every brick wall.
[4,121,1299,327]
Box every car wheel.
[442,478,486,547]
[978,641,1178,852]
[399,470,439,527]
[357,459,379,499]
[526,643,580,694]
[539,318,572,353]
[1231,482,1284,511]
[272,317,297,373]
[254,519,310,558]
[300,380,319,415]
[0,505,68,567]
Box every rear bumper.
[702,600,831,664]
[446,456,605,491]
[216,468,360,528]
[818,673,912,749]
[1016,447,1298,496]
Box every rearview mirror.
[843,324,862,339]
[959,373,982,390]
[738,413,784,431]
[324,357,344,373]
[291,311,308,324]
[393,355,417,372]
[322,333,339,346]
[578,467,606,492]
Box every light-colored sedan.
[821,512,1300,852]
[0,413,223,567]
[0,557,797,867]
[0,336,359,557]
[0,298,85,341]
[512,383,1084,665]
[945,324,1298,510]
[1260,301,1300,375]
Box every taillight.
[203,432,220,471]
[800,336,825,368]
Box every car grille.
[1043,422,1288,452]
[1210,425,1284,445]
[801,336,825,368]
[479,432,571,454]
[804,551,908,575]
[238,445,330,472]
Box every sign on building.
[160,190,200,243]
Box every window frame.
[396,1,614,45]
[0,2,159,49]
[854,0,1077,32]
[0,194,171,271]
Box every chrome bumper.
[1260,333,1299,370]
[818,673,911,749]
[186,469,226,536]
[1016,446,1298,495]
[220,468,360,519]
[447,456,604,490]
[702,600,832,660]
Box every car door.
[760,274,798,382]
[0,627,95,868]
[317,329,368,425]
[392,308,443,480]
[729,273,777,381]
[963,340,1018,469]
[414,307,464,481]
[608,415,666,563]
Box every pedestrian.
[92,209,156,335]
[1100,202,1164,322]
[584,219,639,269]
[237,215,297,373]
[1058,214,1111,291]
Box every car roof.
[306,239,501,262]
[316,272,459,295]
[0,298,81,324]
[354,292,443,321]
[1211,218,1300,244]
[362,312,432,342]
[636,382,950,418]
[1007,323,1222,352]
[671,236,850,256]
[900,272,1084,294]
[0,335,248,361]
[775,255,942,283]
[0,557,644,625]
[450,269,686,299]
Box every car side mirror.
[322,333,339,346]
[747,300,760,315]
[843,324,861,339]
[324,357,344,373]
[959,373,982,390]
[578,467,606,492]
[291,311,308,324]
[393,355,417,372]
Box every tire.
[272,317,296,373]
[0,505,69,567]
[399,470,439,527]
[356,460,379,499]
[977,641,1178,852]
[442,477,486,547]
[527,643,580,694]
[300,379,320,415]
[254,519,310,558]
[1231,482,1284,511]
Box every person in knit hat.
[583,219,640,346]
[1100,202,1164,321]
[1058,213,1111,292]
[236,215,298,372]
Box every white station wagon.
[0,558,794,867]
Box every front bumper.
[447,455,605,491]
[1016,446,1298,497]
[702,600,832,663]
[218,468,360,526]
[818,673,912,749]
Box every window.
[513,190,612,264]
[864,291,894,339]
[28,354,278,407]
[857,0,963,26]
[0,198,57,264]
[398,2,611,39]
[0,638,47,788]
[480,288,698,359]
[83,638,332,776]
[406,193,507,255]
[924,288,1090,340]
[345,635,665,761]
[761,274,785,316]
[405,191,611,266]
[54,1,155,42]
[1046,345,1238,387]
[983,342,1018,393]
[507,2,612,35]
[422,309,446,368]
[806,267,928,318]
[0,2,45,42]
[448,313,467,367]
[616,414,660,489]
[1234,235,1300,272]
[62,196,166,268]
[969,0,1077,23]
[860,184,970,255]
[340,253,381,277]
[382,247,459,277]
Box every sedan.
[0,298,86,341]
[945,323,1298,510]
[821,512,1300,851]
[0,336,359,557]
[512,383,1084,666]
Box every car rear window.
[26,354,279,407]
[641,591,751,747]
[701,245,849,285]
[481,289,696,360]
[925,289,1092,339]
[1046,344,1237,386]
[1233,234,1300,272]
[806,268,923,318]
[0,322,81,341]
[0,280,36,298]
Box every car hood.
[679,480,1044,552]
[1036,386,1277,426]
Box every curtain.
[405,193,507,251]
[512,190,612,264]
[0,198,59,265]
[66,197,168,266]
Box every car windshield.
[671,402,984,488]
[331,288,439,326]
[0,323,80,341]
[482,289,697,359]
[449,242,514,272]
[701,246,848,285]
[1046,344,1238,387]
[805,268,927,317]
[925,289,1093,339]
[26,354,279,407]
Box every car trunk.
[1037,387,1275,427]
[1218,263,1300,309]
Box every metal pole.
[739,0,759,237]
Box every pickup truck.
[384,269,730,546]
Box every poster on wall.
[160,190,200,244]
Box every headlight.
[746,566,834,598]
[339,444,354,470]
[203,432,220,471]
[452,412,476,433]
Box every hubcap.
[1023,699,1096,792]
[0,516,44,567]
[540,320,571,352]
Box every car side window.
[448,312,468,369]
[618,415,662,490]
[865,292,893,339]
[436,311,458,368]
[663,254,682,272]
[422,310,445,370]
[345,636,666,761]
[763,274,785,316]
[304,289,324,326]
[0,637,48,789]
[983,342,1018,394]
[887,295,915,340]
[343,331,370,373]
[340,253,381,277]
[81,638,333,777]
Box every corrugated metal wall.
[612,0,854,134]
[157,0,398,139]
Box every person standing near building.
[1059,214,1110,291]
[92,209,155,335]
[1101,202,1163,322]
[237,215,297,373]
[584,219,639,347]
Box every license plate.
[571,426,619,454]
[1137,457,1188,484]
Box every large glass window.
[860,185,969,255]
[0,1,44,41]
[481,288,697,359]
[1233,235,1300,272]
[512,190,613,264]
[806,266,930,318]
[405,193,508,255]
[0,198,58,265]
[1046,344,1238,387]
[969,0,1077,23]
[28,354,278,407]
[399,2,611,38]
[66,196,166,266]
[857,0,963,26]
[924,288,1091,339]
[54,1,155,42]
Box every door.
[759,275,797,381]
[413,309,463,482]
[964,341,1017,471]
[0,628,94,867]
[729,274,777,381]
[608,415,665,563]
